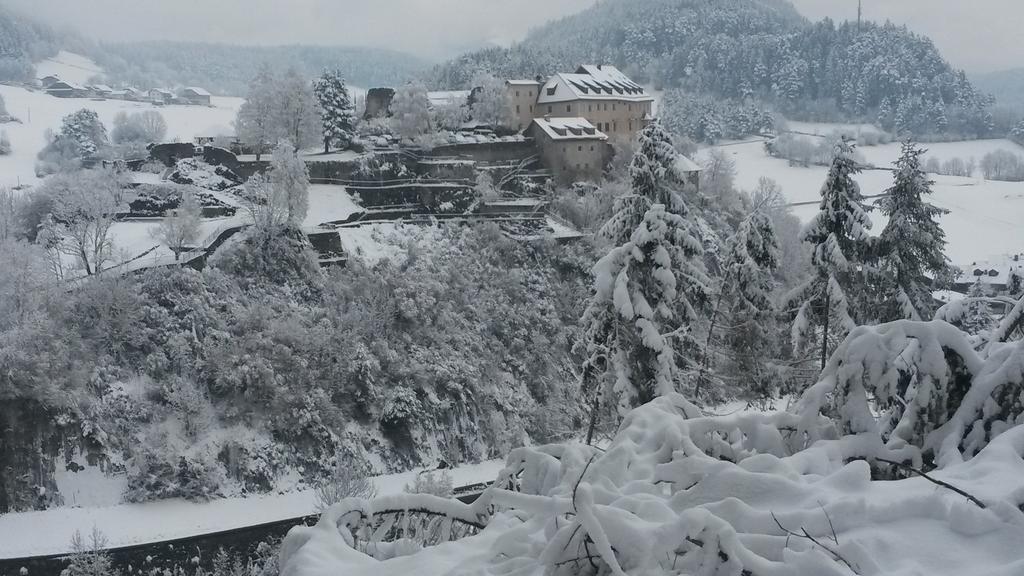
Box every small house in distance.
[46,80,87,98]
[89,84,114,98]
[528,117,610,182]
[149,89,174,105]
[181,87,212,106]
[39,75,61,88]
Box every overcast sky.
[4,0,1020,73]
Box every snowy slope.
[708,136,1024,264]
[0,460,503,558]
[34,51,104,86]
[0,83,243,188]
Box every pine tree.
[699,209,780,400]
[600,121,690,246]
[786,138,873,370]
[583,204,710,416]
[876,140,950,321]
[313,70,357,154]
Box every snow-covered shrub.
[169,158,242,190]
[62,528,113,576]
[404,470,453,498]
[219,427,285,493]
[125,437,226,502]
[315,461,377,511]
[210,224,323,293]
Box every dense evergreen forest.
[429,0,997,139]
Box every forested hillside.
[0,6,65,81]
[92,43,429,95]
[430,0,995,138]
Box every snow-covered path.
[0,460,504,559]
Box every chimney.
[535,74,543,84]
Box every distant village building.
[955,253,1024,295]
[428,90,471,109]
[149,89,174,105]
[505,79,541,131]
[528,117,610,182]
[89,84,113,98]
[181,87,212,106]
[45,80,87,98]
[39,75,61,88]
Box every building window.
[613,103,616,111]
[529,105,533,113]
[613,121,617,132]
[578,145,583,152]
[588,104,592,112]
[529,91,533,97]
[629,104,633,112]
[590,145,594,151]
[566,104,571,113]
[629,120,633,131]
[548,105,552,113]
[516,105,521,113]
[516,90,520,97]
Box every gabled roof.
[675,155,702,174]
[537,65,652,104]
[47,80,86,91]
[531,117,607,141]
[183,87,211,96]
[150,88,174,96]
[90,84,113,93]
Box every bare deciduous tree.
[151,190,203,260]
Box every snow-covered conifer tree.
[699,209,780,400]
[786,138,874,370]
[313,70,357,153]
[269,140,310,226]
[876,140,951,321]
[600,121,690,246]
[583,204,710,415]
[59,109,108,157]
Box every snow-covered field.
[34,51,103,86]
[707,135,1024,264]
[0,460,504,558]
[0,70,242,188]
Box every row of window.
[514,90,535,98]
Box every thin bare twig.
[772,512,859,575]
[817,501,839,545]
[875,457,986,509]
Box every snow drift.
[279,319,1024,576]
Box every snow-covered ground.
[306,184,362,225]
[34,51,103,86]
[0,460,504,559]
[708,135,1024,264]
[0,83,242,188]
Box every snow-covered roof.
[46,80,86,91]
[150,88,174,96]
[184,87,211,96]
[507,79,540,86]
[675,154,702,174]
[90,84,113,93]
[531,117,608,141]
[427,90,470,107]
[956,254,1024,286]
[537,65,652,104]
